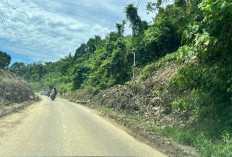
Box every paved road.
[0,96,166,157]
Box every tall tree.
[125,4,143,36]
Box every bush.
[196,132,232,157]
[161,126,198,146]
[162,126,232,157]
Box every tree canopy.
[0,51,11,68]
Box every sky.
[0,0,159,64]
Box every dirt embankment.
[70,57,198,157]
[0,69,38,117]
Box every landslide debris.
[0,69,35,107]
[70,56,194,127]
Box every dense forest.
[6,0,232,156]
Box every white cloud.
[0,0,157,62]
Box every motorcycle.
[51,94,56,101]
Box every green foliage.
[171,98,189,111]
[116,20,126,36]
[73,63,90,89]
[180,0,232,63]
[140,63,157,81]
[172,0,232,133]
[0,51,11,68]
[125,4,143,36]
[28,82,43,92]
[99,106,114,114]
[0,103,3,109]
[140,1,232,154]
[58,83,72,93]
[196,132,232,157]
[0,2,202,94]
[161,126,198,146]
[139,4,189,64]
[57,53,73,76]
[10,62,26,76]
[161,126,232,157]
[172,64,232,134]
[11,0,201,96]
[175,45,197,62]
[10,58,73,93]
[125,80,139,94]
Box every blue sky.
[0,0,160,65]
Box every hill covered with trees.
[9,0,232,156]
[10,0,200,93]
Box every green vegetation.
[0,103,3,109]
[0,51,11,68]
[161,126,232,157]
[8,0,232,156]
[96,106,232,157]
[98,106,114,115]
[10,0,191,94]
[171,0,232,136]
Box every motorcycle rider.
[50,87,57,100]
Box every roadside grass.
[0,103,3,109]
[98,106,114,114]
[160,126,198,146]
[162,126,232,157]
[96,106,232,157]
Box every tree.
[10,62,26,76]
[73,35,104,61]
[73,64,90,90]
[125,4,143,36]
[0,51,11,68]
[116,20,126,36]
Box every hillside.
[70,53,198,156]
[70,54,184,126]
[0,69,35,109]
[70,51,232,157]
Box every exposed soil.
[0,98,40,118]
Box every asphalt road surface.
[0,96,166,157]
